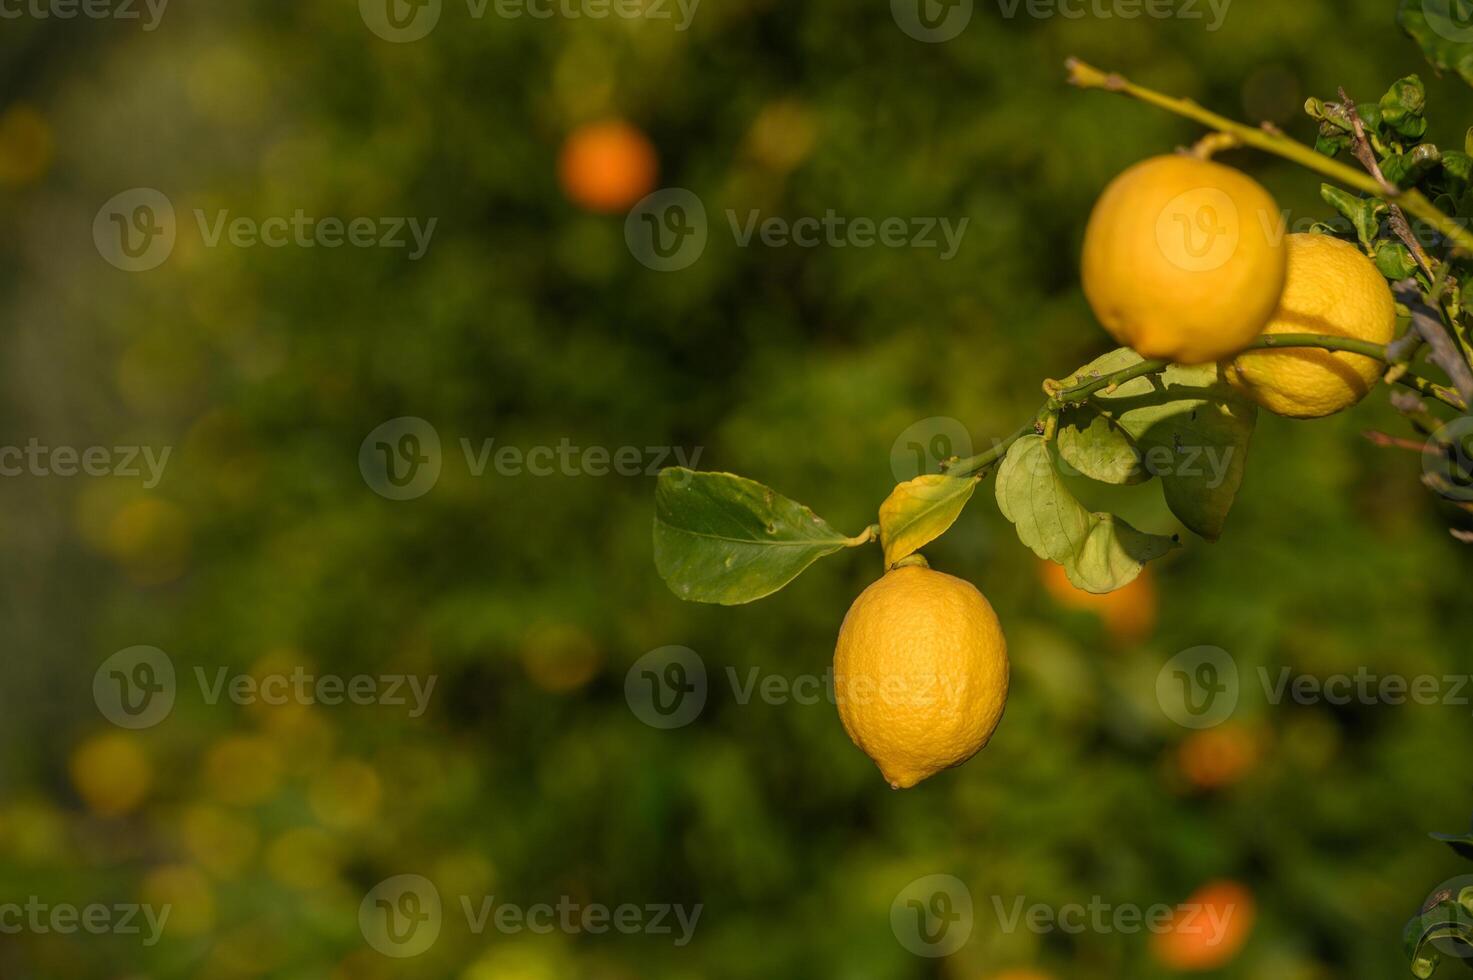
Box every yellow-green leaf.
[878,474,978,568]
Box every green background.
[1,0,1471,976]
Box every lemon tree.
[652,50,1473,805]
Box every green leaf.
[1443,150,1473,192]
[1377,240,1421,279]
[995,436,1176,594]
[1056,406,1149,485]
[1055,348,1258,541]
[1380,75,1429,139]
[1321,184,1386,247]
[1399,0,1473,88]
[1382,143,1443,188]
[1404,889,1473,978]
[877,474,978,568]
[653,469,869,605]
[1432,830,1473,861]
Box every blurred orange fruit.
[69,732,151,817]
[558,120,658,213]
[521,622,602,692]
[1152,880,1256,971]
[1178,721,1261,790]
[1039,560,1157,645]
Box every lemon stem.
[945,333,1467,479]
[1064,57,1473,256]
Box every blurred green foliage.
[0,0,1471,977]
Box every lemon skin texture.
[832,565,1009,789]
[1082,154,1288,364]
[1225,233,1397,419]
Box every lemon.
[1082,154,1287,364]
[1225,233,1396,418]
[833,564,1008,789]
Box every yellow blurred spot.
[104,498,191,586]
[308,759,382,830]
[186,44,269,123]
[265,827,340,891]
[434,849,495,899]
[203,735,283,807]
[746,100,818,172]
[521,623,602,693]
[69,732,151,817]
[463,941,570,980]
[140,864,214,936]
[0,105,52,187]
[0,800,67,861]
[182,804,259,878]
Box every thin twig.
[1394,280,1473,408]
[1337,86,1436,279]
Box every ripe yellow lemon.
[1225,233,1396,418]
[1082,155,1287,364]
[833,564,1008,789]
